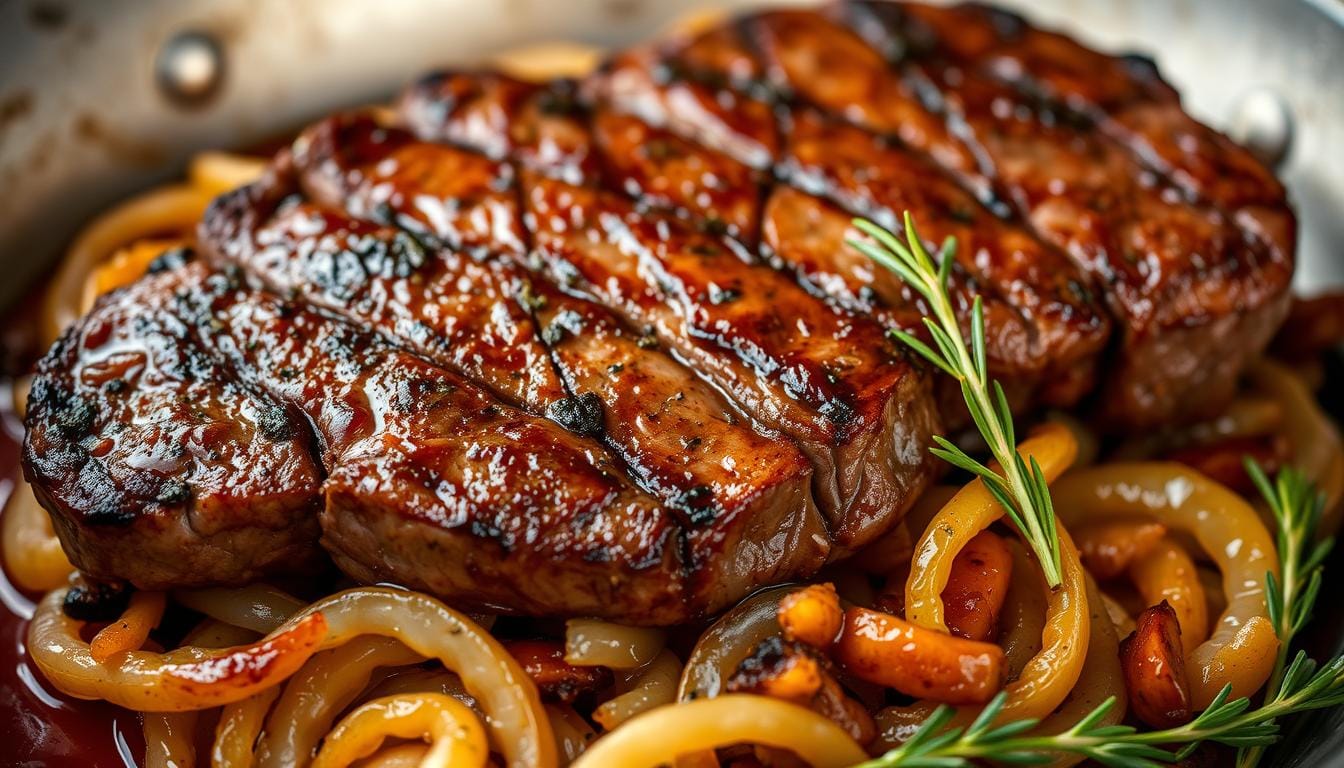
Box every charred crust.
[53,395,96,438]
[546,392,606,439]
[255,404,294,441]
[671,484,718,526]
[146,246,194,274]
[62,580,131,622]
[155,479,191,506]
[820,397,856,428]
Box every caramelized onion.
[1128,537,1209,655]
[905,423,1077,631]
[875,526,1090,747]
[256,636,422,768]
[309,693,490,768]
[594,649,683,731]
[570,695,866,768]
[679,585,797,701]
[1,482,74,592]
[565,619,664,670]
[213,687,280,768]
[174,585,304,634]
[1054,464,1279,707]
[30,586,555,768]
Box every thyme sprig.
[1237,461,1334,768]
[857,654,1344,768]
[848,214,1063,587]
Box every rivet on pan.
[1228,88,1294,170]
[155,31,224,108]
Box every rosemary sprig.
[1237,461,1334,768]
[859,652,1344,768]
[856,461,1341,767]
[848,214,1063,587]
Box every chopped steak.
[23,264,324,589]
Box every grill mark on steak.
[617,4,1290,429]
[280,114,859,563]
[806,3,1293,427]
[581,22,1108,417]
[178,267,700,621]
[878,2,1291,219]
[400,74,941,550]
[22,264,326,589]
[199,115,834,608]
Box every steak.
[23,264,325,589]
[584,1,1294,428]
[22,1,1295,621]
[177,268,702,622]
[322,100,941,550]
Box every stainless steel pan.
[1,1,1343,763]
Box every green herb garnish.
[857,655,1344,767]
[848,214,1063,587]
[1237,461,1334,768]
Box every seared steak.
[585,1,1293,428]
[199,143,833,611]
[22,1,1295,621]
[178,270,703,622]
[310,103,941,551]
[23,264,325,589]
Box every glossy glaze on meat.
[584,1,1294,428]
[295,108,939,551]
[199,136,833,616]
[22,1,1295,622]
[23,263,325,588]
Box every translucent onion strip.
[1031,575,1127,767]
[1128,537,1209,655]
[547,703,598,766]
[678,585,797,701]
[309,693,490,768]
[1249,360,1344,527]
[174,585,305,634]
[144,711,198,768]
[187,152,268,197]
[43,184,213,344]
[997,540,1047,681]
[1,481,73,591]
[593,649,682,730]
[213,687,280,768]
[29,586,555,768]
[875,527,1090,747]
[255,636,422,768]
[564,619,664,669]
[570,695,866,768]
[1054,464,1279,707]
[905,423,1077,631]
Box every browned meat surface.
[181,269,698,621]
[200,131,832,612]
[830,1,1294,427]
[586,2,1294,429]
[23,263,325,589]
[325,101,941,552]
[23,0,1297,622]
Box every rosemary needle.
[848,213,1063,588]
